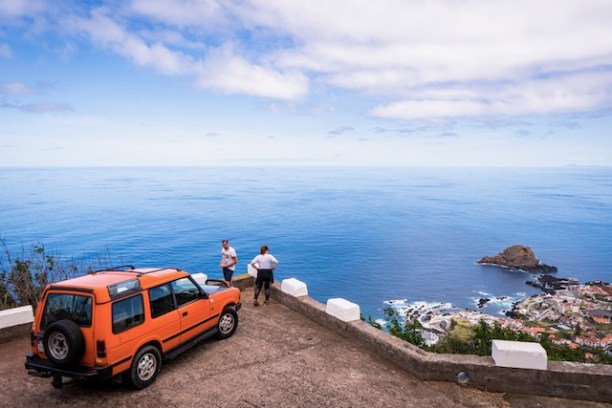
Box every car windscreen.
[41,293,93,329]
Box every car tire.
[215,307,238,340]
[43,319,85,367]
[126,345,162,389]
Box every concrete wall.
[0,305,33,343]
[232,273,255,291]
[270,283,612,403]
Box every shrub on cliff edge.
[0,240,79,311]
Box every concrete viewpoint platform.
[0,288,610,407]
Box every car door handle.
[182,311,188,317]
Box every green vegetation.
[448,318,473,341]
[368,307,612,365]
[382,307,425,347]
[0,240,85,310]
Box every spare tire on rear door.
[43,319,85,367]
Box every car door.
[147,283,181,352]
[171,277,215,344]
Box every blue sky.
[1,0,612,166]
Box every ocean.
[1,166,611,319]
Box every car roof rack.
[91,266,181,277]
[91,265,136,274]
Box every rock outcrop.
[478,245,557,273]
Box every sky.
[1,0,612,167]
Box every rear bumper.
[25,353,113,381]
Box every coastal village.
[392,246,612,360]
[410,277,612,352]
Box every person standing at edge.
[220,239,238,287]
[249,245,279,306]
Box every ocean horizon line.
[1,164,610,170]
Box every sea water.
[1,166,611,319]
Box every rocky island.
[478,244,557,273]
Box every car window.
[171,277,200,307]
[41,293,92,329]
[149,283,175,318]
[112,295,145,334]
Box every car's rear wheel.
[126,345,162,389]
[215,307,238,339]
[43,319,85,367]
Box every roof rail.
[91,265,135,274]
[90,266,181,277]
[135,267,182,276]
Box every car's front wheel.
[126,345,162,389]
[215,307,238,339]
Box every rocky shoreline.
[379,244,610,359]
[385,274,611,358]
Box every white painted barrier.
[326,298,360,322]
[281,278,308,297]
[247,264,258,277]
[191,273,208,285]
[492,339,547,370]
[0,305,34,330]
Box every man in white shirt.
[220,240,238,287]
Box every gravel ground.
[0,289,609,407]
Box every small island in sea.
[478,244,558,273]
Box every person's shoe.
[253,300,259,306]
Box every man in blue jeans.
[220,239,238,287]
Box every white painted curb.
[281,278,308,297]
[247,264,258,277]
[492,339,548,370]
[326,298,360,322]
[0,305,34,330]
[191,272,208,285]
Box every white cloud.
[0,0,46,17]
[69,8,192,75]
[60,5,309,100]
[194,45,308,100]
[328,126,354,136]
[7,0,612,116]
[371,70,612,120]
[128,0,225,28]
[244,0,612,117]
[0,81,37,95]
[20,102,73,113]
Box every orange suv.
[25,266,241,389]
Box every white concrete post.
[492,339,547,370]
[326,298,360,322]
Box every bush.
[0,240,80,311]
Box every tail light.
[96,340,106,358]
